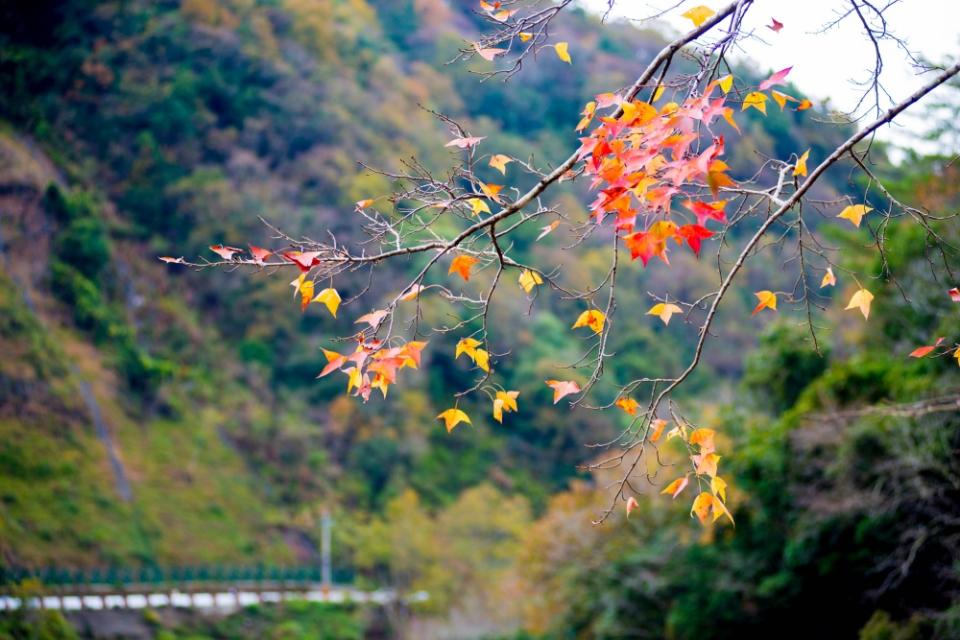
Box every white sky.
[586,0,959,149]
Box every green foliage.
[743,321,829,412]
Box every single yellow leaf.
[474,348,490,372]
[345,367,362,394]
[492,397,505,423]
[845,287,874,320]
[299,279,315,312]
[469,198,491,216]
[794,149,810,177]
[519,31,533,42]
[455,337,482,360]
[572,309,606,334]
[651,84,665,102]
[554,41,571,64]
[479,181,503,201]
[647,302,683,325]
[752,290,777,315]
[718,74,733,94]
[313,287,341,317]
[711,476,727,503]
[489,154,513,175]
[691,492,714,524]
[771,90,797,111]
[742,91,768,115]
[837,204,873,228]
[820,267,836,288]
[681,5,715,27]
[518,269,543,293]
[437,408,471,433]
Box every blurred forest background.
[0,0,958,638]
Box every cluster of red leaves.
[575,80,741,266]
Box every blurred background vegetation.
[0,0,958,638]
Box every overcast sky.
[585,0,959,150]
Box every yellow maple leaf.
[752,290,777,315]
[691,492,714,524]
[681,5,715,27]
[794,149,810,177]
[469,198,491,216]
[313,287,341,317]
[742,91,768,115]
[474,348,490,372]
[518,269,543,293]
[711,476,727,503]
[554,41,571,64]
[299,279,315,312]
[479,181,503,201]
[820,267,836,288]
[489,154,513,175]
[845,287,874,320]
[693,452,720,477]
[437,408,471,433]
[455,337,482,360]
[837,204,873,227]
[771,90,797,110]
[345,367,362,394]
[647,302,683,325]
[718,74,733,94]
[572,309,606,334]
